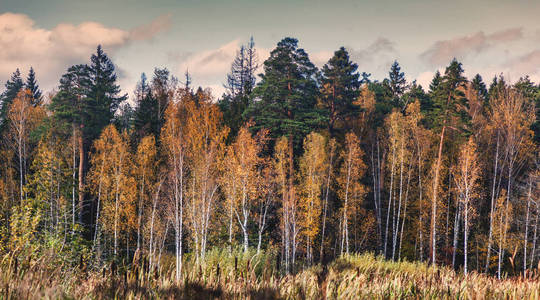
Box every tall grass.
[3,249,540,299]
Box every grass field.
[3,249,540,299]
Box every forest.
[0,36,539,298]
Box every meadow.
[3,248,540,299]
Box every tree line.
[0,37,539,279]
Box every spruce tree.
[133,73,159,140]
[0,69,24,132]
[488,74,506,100]
[514,76,540,143]
[87,45,128,142]
[471,74,488,105]
[388,60,407,109]
[25,67,42,106]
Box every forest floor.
[2,249,540,299]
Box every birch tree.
[298,132,327,264]
[453,137,481,274]
[338,132,367,255]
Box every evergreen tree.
[0,69,24,132]
[51,64,91,129]
[388,61,407,109]
[220,37,259,137]
[320,47,360,136]
[50,46,126,228]
[115,102,134,131]
[150,68,175,135]
[25,67,42,106]
[133,73,159,140]
[488,74,506,100]
[86,45,128,142]
[471,74,488,106]
[246,37,325,151]
[514,76,540,144]
[427,58,469,265]
[429,71,443,93]
[50,64,92,224]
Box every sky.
[1,0,540,101]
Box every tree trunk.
[464,198,469,274]
[78,127,84,224]
[320,147,334,262]
[486,132,500,273]
[137,174,145,252]
[530,205,539,269]
[393,141,405,260]
[72,125,77,231]
[384,143,396,258]
[430,125,446,266]
[524,177,532,275]
[452,201,461,269]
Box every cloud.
[0,12,171,93]
[503,50,540,81]
[310,50,333,67]
[416,71,436,90]
[420,27,523,66]
[346,38,397,76]
[350,38,396,63]
[178,39,241,83]
[175,39,270,96]
[130,13,172,41]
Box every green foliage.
[320,47,360,135]
[25,67,42,106]
[0,69,24,133]
[246,37,326,151]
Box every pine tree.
[320,47,360,135]
[50,64,91,224]
[247,37,325,151]
[428,58,468,266]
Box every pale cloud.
[0,13,171,92]
[348,38,397,76]
[350,38,396,63]
[175,39,270,96]
[130,13,172,41]
[176,38,398,97]
[178,40,240,78]
[503,49,540,81]
[420,27,523,66]
[310,50,333,67]
[415,71,436,90]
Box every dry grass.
[2,250,540,299]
